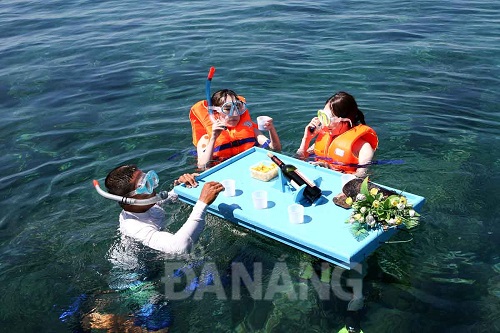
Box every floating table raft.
[174,147,425,269]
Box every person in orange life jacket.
[296,92,378,178]
[191,89,281,169]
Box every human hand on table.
[198,181,224,205]
[174,173,199,188]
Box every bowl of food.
[250,161,278,181]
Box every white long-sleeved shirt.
[118,190,207,254]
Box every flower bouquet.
[345,177,420,240]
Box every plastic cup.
[288,204,304,224]
[341,174,356,187]
[256,116,272,130]
[221,179,236,197]
[252,190,268,209]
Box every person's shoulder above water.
[96,164,224,254]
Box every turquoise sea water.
[1,0,499,332]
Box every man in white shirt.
[63,166,224,332]
[104,164,224,254]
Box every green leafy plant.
[345,177,420,240]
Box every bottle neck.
[269,154,284,167]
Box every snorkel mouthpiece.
[93,180,168,206]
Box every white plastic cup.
[221,179,236,197]
[252,190,268,209]
[256,116,272,130]
[341,174,356,187]
[288,204,304,224]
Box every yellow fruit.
[251,162,277,173]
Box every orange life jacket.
[189,96,257,161]
[313,125,378,173]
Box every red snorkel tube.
[205,66,216,122]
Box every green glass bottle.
[267,152,322,203]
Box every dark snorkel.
[93,180,170,206]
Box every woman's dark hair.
[326,91,366,125]
[211,89,238,107]
[105,165,138,196]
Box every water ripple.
[1,0,499,331]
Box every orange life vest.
[189,96,257,161]
[313,125,378,173]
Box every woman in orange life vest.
[190,89,281,169]
[296,92,378,178]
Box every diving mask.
[126,170,159,196]
[317,109,352,127]
[210,101,247,116]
